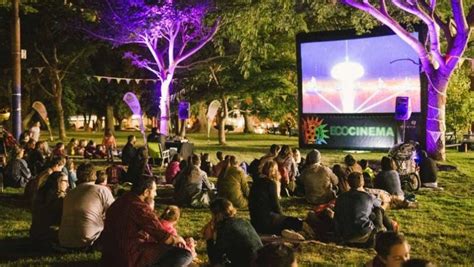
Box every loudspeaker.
[395,96,411,121]
[178,101,191,120]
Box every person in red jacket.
[101,177,192,267]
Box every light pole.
[11,0,22,140]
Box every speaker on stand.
[395,96,412,143]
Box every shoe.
[281,229,305,241]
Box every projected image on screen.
[301,33,421,114]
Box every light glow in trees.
[341,0,473,160]
[81,0,219,135]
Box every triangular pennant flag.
[282,95,288,101]
[116,78,123,84]
[428,130,442,143]
[27,68,32,74]
[86,76,91,81]
[135,79,141,84]
[106,77,113,83]
[96,76,103,82]
[125,79,132,84]
[37,67,44,73]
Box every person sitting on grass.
[125,147,153,184]
[52,142,66,158]
[84,140,96,159]
[212,151,226,177]
[159,205,197,259]
[26,141,48,176]
[30,171,69,249]
[121,135,137,166]
[65,158,77,189]
[165,154,181,184]
[65,138,77,156]
[217,155,250,209]
[24,156,66,204]
[174,154,213,207]
[299,149,338,205]
[255,242,298,267]
[334,172,391,248]
[101,177,192,267]
[360,159,375,189]
[375,157,404,197]
[366,231,411,267]
[200,153,213,177]
[418,150,439,189]
[95,144,107,159]
[332,164,349,193]
[4,146,32,188]
[276,145,298,197]
[344,154,363,175]
[58,162,115,250]
[203,198,263,267]
[249,160,303,236]
[75,139,87,156]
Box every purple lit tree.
[81,0,219,135]
[341,0,473,160]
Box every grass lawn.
[0,131,473,266]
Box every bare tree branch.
[59,48,87,81]
[34,44,51,67]
[35,76,54,98]
[467,5,474,28]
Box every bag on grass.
[190,190,210,208]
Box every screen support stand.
[402,120,406,143]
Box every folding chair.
[147,141,170,167]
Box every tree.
[20,0,94,140]
[79,0,219,136]
[341,0,474,159]
[446,64,473,139]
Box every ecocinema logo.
[314,123,395,145]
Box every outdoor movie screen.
[300,32,421,114]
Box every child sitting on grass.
[160,205,197,259]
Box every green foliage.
[446,65,473,138]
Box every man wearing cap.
[299,149,339,205]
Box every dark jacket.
[30,191,64,244]
[121,143,136,165]
[249,177,282,233]
[5,158,32,188]
[207,217,263,267]
[334,189,375,241]
[419,152,437,184]
[374,170,404,197]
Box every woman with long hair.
[203,198,263,266]
[275,145,298,197]
[125,147,152,184]
[216,155,250,209]
[249,160,304,235]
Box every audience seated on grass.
[255,242,298,267]
[101,177,192,267]
[65,138,77,156]
[360,159,375,188]
[203,198,263,267]
[249,160,303,236]
[75,139,87,156]
[200,153,213,177]
[4,146,32,188]
[174,154,213,207]
[299,149,338,205]
[125,147,153,184]
[25,156,66,203]
[84,140,96,159]
[216,155,250,209]
[159,205,197,259]
[276,145,298,197]
[121,135,137,166]
[26,141,48,176]
[105,162,126,185]
[52,142,66,158]
[334,172,393,248]
[29,171,68,249]
[58,162,114,250]
[254,144,281,178]
[212,151,226,177]
[418,150,439,189]
[332,164,349,193]
[165,154,181,184]
[366,231,411,267]
[64,158,77,189]
[344,154,363,175]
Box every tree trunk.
[55,95,67,140]
[197,102,207,133]
[217,95,228,145]
[106,104,115,134]
[243,111,254,134]
[159,75,172,136]
[426,72,450,160]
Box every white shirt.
[29,126,40,142]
